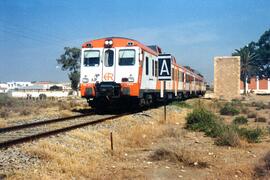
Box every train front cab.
[80,38,141,109]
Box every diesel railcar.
[80,37,206,109]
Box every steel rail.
[0,113,128,149]
[0,112,94,133]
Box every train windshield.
[119,49,135,66]
[84,50,100,67]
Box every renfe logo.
[103,73,114,81]
[158,55,172,80]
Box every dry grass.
[255,116,267,123]
[119,123,163,148]
[150,146,208,168]
[248,112,257,118]
[13,134,107,179]
[0,120,7,128]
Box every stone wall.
[214,56,240,100]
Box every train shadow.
[72,101,170,115]
[72,106,143,115]
[72,96,196,115]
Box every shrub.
[0,110,9,119]
[254,152,270,178]
[19,108,31,116]
[0,94,17,107]
[238,128,262,143]
[58,101,71,110]
[186,108,263,146]
[186,108,224,138]
[231,99,242,106]
[247,112,257,118]
[241,107,249,114]
[171,101,192,108]
[251,101,266,110]
[233,116,248,125]
[255,117,267,123]
[150,147,208,168]
[220,103,240,116]
[216,126,241,147]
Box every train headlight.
[104,39,113,47]
[128,77,134,82]
[82,78,89,83]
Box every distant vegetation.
[233,29,270,94]
[220,103,240,116]
[56,47,81,92]
[233,116,248,125]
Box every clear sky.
[0,0,269,83]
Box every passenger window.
[146,57,149,75]
[119,49,135,66]
[152,60,155,76]
[182,73,184,82]
[104,49,114,67]
[155,61,158,77]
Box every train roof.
[82,37,205,81]
[82,37,159,56]
[147,45,162,54]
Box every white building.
[0,83,8,93]
[6,81,32,90]
[8,82,71,98]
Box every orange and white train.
[80,37,206,109]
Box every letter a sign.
[158,55,172,80]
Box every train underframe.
[85,83,205,112]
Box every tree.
[232,43,257,94]
[255,29,270,77]
[57,47,81,92]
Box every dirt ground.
[1,95,269,179]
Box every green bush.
[220,103,240,116]
[231,99,242,107]
[186,108,224,138]
[186,108,263,146]
[233,116,248,125]
[171,101,192,108]
[238,128,262,143]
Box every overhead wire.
[0,18,68,46]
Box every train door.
[102,48,116,82]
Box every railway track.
[0,112,129,149]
